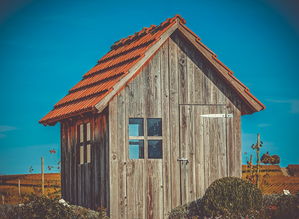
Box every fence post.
[41,157,45,195]
[18,179,21,196]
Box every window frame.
[128,117,163,160]
[77,121,92,165]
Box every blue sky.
[0,0,298,174]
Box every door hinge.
[200,113,233,118]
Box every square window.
[129,140,144,159]
[148,140,162,159]
[129,118,144,136]
[147,118,162,136]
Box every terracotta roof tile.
[242,165,299,194]
[261,176,299,194]
[40,14,264,125]
[40,16,181,125]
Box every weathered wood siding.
[108,30,244,218]
[60,109,109,210]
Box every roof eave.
[39,107,97,126]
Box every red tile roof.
[261,176,299,195]
[242,165,299,194]
[40,15,265,125]
[242,165,283,178]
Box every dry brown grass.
[0,173,61,205]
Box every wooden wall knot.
[179,57,186,65]
[126,162,135,176]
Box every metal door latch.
[177,158,189,164]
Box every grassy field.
[0,173,61,205]
[1,165,298,205]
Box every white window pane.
[80,124,84,143]
[86,122,91,141]
[80,146,84,164]
[87,144,91,163]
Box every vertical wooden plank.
[161,40,172,218]
[117,92,127,219]
[126,159,144,218]
[109,98,119,218]
[105,111,110,211]
[77,164,81,205]
[226,103,242,178]
[208,107,220,184]
[188,106,196,202]
[93,115,99,210]
[208,67,217,104]
[153,49,162,117]
[177,39,188,104]
[226,103,234,177]
[145,49,162,117]
[89,118,94,209]
[126,64,146,219]
[82,160,85,207]
[234,107,242,177]
[193,58,203,104]
[194,106,205,197]
[88,163,92,208]
[99,115,105,207]
[71,122,78,205]
[147,160,163,219]
[179,105,197,203]
[218,106,228,179]
[85,164,88,207]
[69,123,74,203]
[68,123,72,204]
[169,36,181,208]
[179,105,187,204]
[187,57,195,104]
[140,64,148,219]
[202,106,210,189]
[60,123,66,200]
[148,47,163,219]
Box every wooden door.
[179,105,228,204]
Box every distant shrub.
[0,204,20,219]
[19,195,74,219]
[201,177,262,217]
[262,194,299,219]
[0,194,109,219]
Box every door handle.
[177,158,189,164]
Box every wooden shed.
[40,15,265,219]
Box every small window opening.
[78,122,91,164]
[128,118,162,159]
